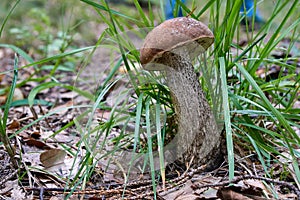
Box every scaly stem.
[162,52,221,167]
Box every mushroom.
[140,17,222,168]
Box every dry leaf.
[24,138,49,149]
[60,91,78,99]
[198,188,218,199]
[40,148,66,168]
[50,101,73,115]
[217,188,253,200]
[161,180,194,200]
[244,179,266,192]
[31,131,41,139]
[8,119,20,130]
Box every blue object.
[164,0,263,23]
[240,0,264,23]
[165,0,186,20]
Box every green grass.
[0,0,300,199]
[0,54,19,168]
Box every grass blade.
[219,57,234,181]
[145,97,157,199]
[0,0,21,37]
[0,44,35,69]
[236,63,300,184]
[0,54,19,168]
[3,54,18,131]
[155,100,165,189]
[80,0,140,24]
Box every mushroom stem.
[162,52,221,167]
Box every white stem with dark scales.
[160,51,221,168]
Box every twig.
[25,165,208,199]
[38,104,52,128]
[29,107,38,120]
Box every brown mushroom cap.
[140,17,214,70]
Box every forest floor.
[0,1,300,200]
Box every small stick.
[38,104,52,128]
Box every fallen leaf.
[161,180,194,200]
[177,194,200,200]
[217,188,253,200]
[244,179,267,192]
[24,138,50,149]
[50,101,73,115]
[40,148,66,168]
[60,91,78,100]
[198,187,218,199]
[7,119,20,130]
[31,131,41,139]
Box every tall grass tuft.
[78,0,300,192]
